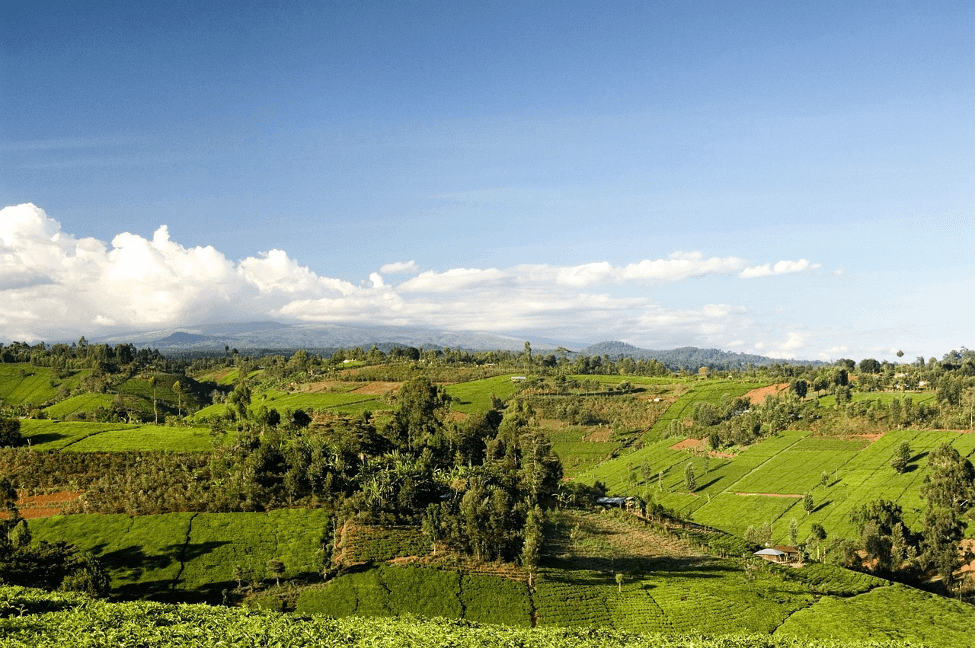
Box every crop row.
[337,524,432,564]
[295,564,533,627]
[0,584,827,648]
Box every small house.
[754,545,801,563]
[595,496,635,509]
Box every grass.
[20,420,218,452]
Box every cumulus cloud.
[0,203,825,357]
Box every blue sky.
[1,0,973,361]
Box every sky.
[1,0,973,361]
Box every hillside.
[0,345,974,646]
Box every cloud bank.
[0,203,823,356]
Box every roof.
[596,496,634,505]
[754,548,786,556]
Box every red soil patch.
[670,438,703,451]
[736,491,804,498]
[743,383,789,405]
[351,381,402,395]
[962,539,975,575]
[0,491,84,520]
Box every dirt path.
[735,491,804,498]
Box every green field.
[190,388,386,421]
[42,393,117,419]
[581,428,976,542]
[30,509,330,601]
[0,365,80,408]
[444,374,526,414]
[0,584,843,648]
[296,564,533,627]
[21,420,218,452]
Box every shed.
[754,548,787,562]
[595,496,635,509]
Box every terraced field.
[29,509,331,602]
[0,365,82,407]
[583,428,975,542]
[20,420,218,452]
[443,374,526,414]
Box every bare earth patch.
[670,438,703,451]
[743,383,789,404]
[1,491,84,519]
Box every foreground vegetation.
[0,584,837,648]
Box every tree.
[148,376,159,424]
[920,443,975,515]
[790,379,808,399]
[858,358,881,374]
[0,418,22,448]
[803,493,815,514]
[522,505,542,585]
[920,508,965,594]
[890,440,911,474]
[684,462,696,492]
[615,572,624,593]
[266,558,285,587]
[173,381,183,418]
[788,518,798,546]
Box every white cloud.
[739,259,820,278]
[379,260,420,274]
[0,203,830,358]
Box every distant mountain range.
[91,321,568,355]
[87,322,819,369]
[576,341,821,370]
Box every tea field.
[580,427,975,542]
[20,420,219,452]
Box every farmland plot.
[21,420,217,452]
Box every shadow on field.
[542,553,733,581]
[24,433,66,445]
[696,476,723,492]
[812,500,832,514]
[95,540,231,603]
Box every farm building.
[595,496,635,509]
[754,545,801,563]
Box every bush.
[0,417,22,447]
